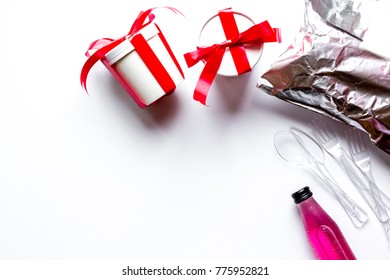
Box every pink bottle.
[292,187,357,260]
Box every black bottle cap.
[292,186,313,204]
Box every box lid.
[105,23,160,65]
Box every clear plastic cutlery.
[346,128,390,243]
[274,128,368,228]
[311,119,389,222]
[381,220,390,246]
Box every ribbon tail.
[193,48,225,105]
[80,51,102,93]
[80,39,124,93]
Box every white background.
[1,0,390,261]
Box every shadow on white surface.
[213,73,252,113]
[105,74,182,129]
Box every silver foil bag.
[257,0,390,154]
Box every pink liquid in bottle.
[292,187,356,260]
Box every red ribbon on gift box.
[184,8,281,105]
[80,7,184,107]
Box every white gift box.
[101,23,184,108]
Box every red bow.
[184,12,281,105]
[80,7,182,94]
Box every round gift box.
[198,11,263,77]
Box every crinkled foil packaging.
[257,0,390,154]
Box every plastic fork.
[345,129,389,218]
[346,128,390,244]
[310,118,389,222]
